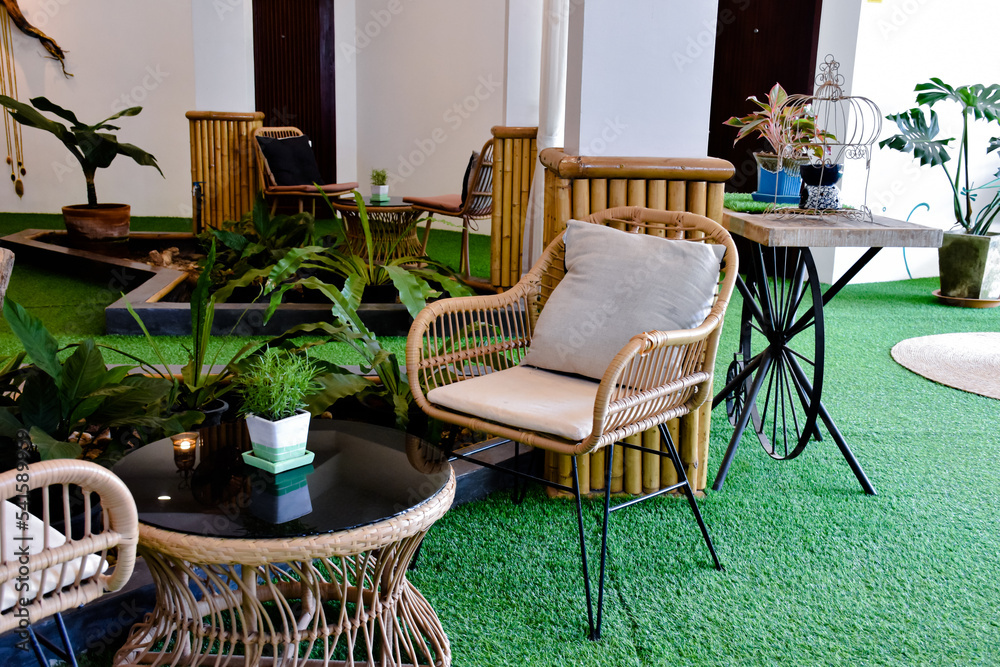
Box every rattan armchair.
[403,138,494,277]
[0,457,138,664]
[253,127,358,214]
[406,206,737,640]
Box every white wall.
[837,0,1000,283]
[564,0,719,158]
[334,0,359,183]
[503,0,543,126]
[353,0,506,207]
[1,1,195,217]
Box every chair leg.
[420,215,434,255]
[28,612,79,667]
[460,215,471,277]
[658,423,723,571]
[571,456,596,639]
[593,443,615,640]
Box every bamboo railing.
[538,147,734,494]
[489,126,538,290]
[186,111,265,233]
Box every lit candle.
[171,432,198,471]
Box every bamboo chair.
[406,206,737,640]
[252,127,358,214]
[0,456,139,665]
[403,138,494,277]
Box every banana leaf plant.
[0,95,162,205]
[880,78,1000,235]
[0,299,177,463]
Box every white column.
[503,0,544,126]
[563,0,719,158]
[522,0,569,267]
[191,1,255,112]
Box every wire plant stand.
[771,54,882,222]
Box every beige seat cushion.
[0,500,106,611]
[521,219,725,380]
[426,366,600,441]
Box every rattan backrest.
[463,138,495,219]
[0,458,138,634]
[252,126,306,191]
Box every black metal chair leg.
[571,457,596,639]
[592,443,615,641]
[659,424,723,571]
[28,612,79,667]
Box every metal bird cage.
[775,54,881,221]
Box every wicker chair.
[0,457,138,665]
[406,206,737,640]
[403,138,494,277]
[252,127,358,214]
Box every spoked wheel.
[724,307,755,426]
[740,246,825,460]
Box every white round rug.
[891,332,1000,400]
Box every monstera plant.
[0,95,162,241]
[880,78,1000,301]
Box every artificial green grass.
[409,277,1000,666]
[6,212,1000,665]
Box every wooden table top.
[721,209,944,249]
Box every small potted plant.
[370,167,389,202]
[0,95,162,242]
[723,83,827,203]
[880,78,1000,301]
[237,347,321,474]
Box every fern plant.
[236,348,320,422]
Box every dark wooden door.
[707,0,824,192]
[253,0,337,183]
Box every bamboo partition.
[539,148,734,494]
[489,126,538,290]
[186,111,265,233]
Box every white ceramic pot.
[245,410,311,463]
[371,184,389,201]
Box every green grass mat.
[5,212,1000,666]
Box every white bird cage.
[775,54,881,221]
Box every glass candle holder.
[171,432,199,471]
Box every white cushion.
[427,366,600,441]
[0,500,106,611]
[521,219,725,380]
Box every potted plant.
[723,83,827,203]
[880,78,1000,301]
[236,347,321,474]
[0,95,162,242]
[370,167,389,202]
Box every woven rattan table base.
[114,472,455,667]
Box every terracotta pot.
[62,203,130,242]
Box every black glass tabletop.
[111,420,450,540]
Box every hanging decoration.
[0,4,24,197]
[0,0,68,75]
[0,1,69,198]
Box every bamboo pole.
[707,181,725,224]
[641,429,660,494]
[627,179,646,208]
[698,398,713,490]
[577,453,590,496]
[661,418,680,488]
[687,180,708,217]
[608,179,627,211]
[490,138,505,286]
[501,138,515,288]
[647,180,667,211]
[623,434,642,495]
[591,447,605,491]
[572,179,590,220]
[589,178,607,214]
[681,410,699,484]
[611,443,624,493]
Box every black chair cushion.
[257,135,325,186]
[460,151,479,205]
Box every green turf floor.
[5,214,1000,666]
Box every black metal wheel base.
[740,246,825,460]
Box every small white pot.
[245,410,311,463]
[371,184,389,201]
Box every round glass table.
[111,419,454,666]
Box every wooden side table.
[711,209,943,494]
